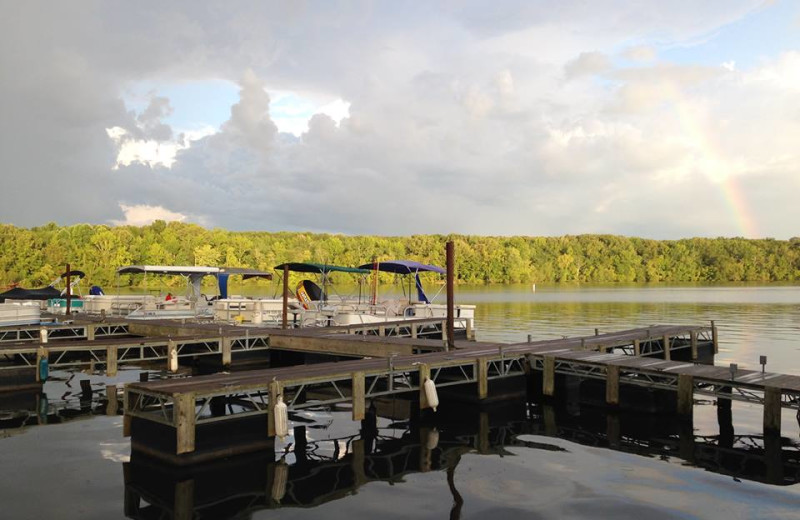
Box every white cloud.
[111,204,188,226]
[3,1,798,239]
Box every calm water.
[1,284,800,519]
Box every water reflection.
[122,397,800,520]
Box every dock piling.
[352,371,365,421]
[477,357,488,399]
[763,386,782,435]
[106,346,118,376]
[605,365,620,405]
[446,241,455,351]
[175,393,196,454]
[543,356,555,397]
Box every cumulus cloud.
[1,0,797,239]
[111,204,188,226]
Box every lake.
[1,284,799,519]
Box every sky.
[1,1,799,239]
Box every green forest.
[1,222,799,288]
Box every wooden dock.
[123,323,797,463]
[0,317,470,383]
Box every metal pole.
[65,263,71,316]
[446,241,455,351]
[282,265,289,329]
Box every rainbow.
[672,96,759,238]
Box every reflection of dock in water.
[122,400,800,520]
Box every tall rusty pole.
[282,264,289,329]
[65,263,71,316]
[446,241,455,351]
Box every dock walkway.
[123,323,799,461]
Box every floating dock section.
[121,323,799,465]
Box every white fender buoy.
[274,394,289,439]
[168,348,179,372]
[424,378,439,412]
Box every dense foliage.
[1,222,799,288]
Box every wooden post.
[543,356,555,397]
[763,386,782,435]
[663,334,671,361]
[174,479,194,520]
[711,320,718,354]
[477,357,488,399]
[633,339,640,356]
[282,265,289,329]
[690,331,698,360]
[378,325,385,337]
[594,328,599,336]
[65,263,71,316]
[268,380,281,437]
[677,374,694,415]
[175,393,196,454]
[466,318,473,340]
[168,340,178,373]
[221,337,232,368]
[107,346,118,377]
[87,325,96,341]
[446,241,455,351]
[106,385,118,416]
[419,363,431,409]
[352,371,365,421]
[411,323,418,339]
[605,365,620,405]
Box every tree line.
[1,222,798,288]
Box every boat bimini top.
[116,265,273,300]
[357,260,446,304]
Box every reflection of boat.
[82,266,273,320]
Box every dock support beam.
[677,374,694,415]
[175,393,196,454]
[419,363,431,409]
[663,334,671,361]
[221,337,232,368]
[106,385,118,416]
[763,386,782,435]
[87,325,96,341]
[690,331,698,360]
[605,365,619,405]
[543,356,555,397]
[352,372,365,421]
[107,346,118,377]
[477,357,488,399]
